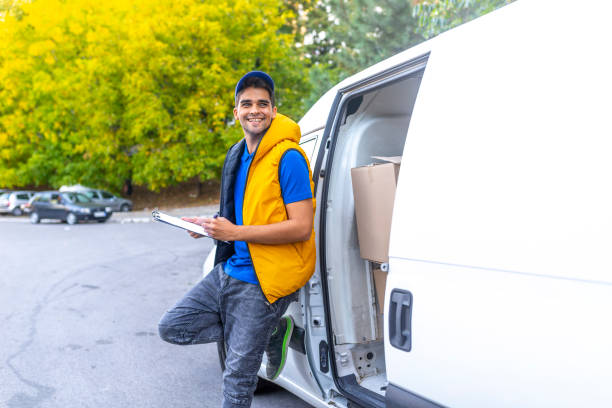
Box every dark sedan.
[29,191,112,224]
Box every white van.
[205,0,612,406]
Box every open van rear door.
[313,52,429,407]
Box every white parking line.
[0,217,29,223]
[119,217,152,224]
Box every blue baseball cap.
[235,71,275,101]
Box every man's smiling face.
[233,87,277,139]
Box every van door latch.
[389,289,413,352]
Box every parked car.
[0,190,35,216]
[201,2,612,408]
[29,191,113,224]
[59,185,132,212]
[0,191,10,212]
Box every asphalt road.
[0,213,313,408]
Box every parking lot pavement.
[0,216,312,408]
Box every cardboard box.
[350,156,401,263]
[372,267,387,314]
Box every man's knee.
[158,323,192,345]
[157,310,191,345]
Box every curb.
[110,204,218,224]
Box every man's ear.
[271,106,277,119]
[233,107,239,121]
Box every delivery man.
[158,71,316,408]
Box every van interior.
[323,68,425,399]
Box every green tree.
[0,0,310,191]
[413,0,515,38]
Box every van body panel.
[385,258,612,407]
[390,0,612,283]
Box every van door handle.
[389,289,413,352]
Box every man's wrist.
[232,224,243,242]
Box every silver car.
[0,191,35,216]
[59,186,133,212]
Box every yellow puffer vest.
[244,113,316,303]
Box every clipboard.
[151,209,210,237]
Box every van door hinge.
[389,289,413,352]
[309,278,321,294]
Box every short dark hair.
[235,77,275,107]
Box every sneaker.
[265,315,294,380]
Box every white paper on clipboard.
[151,210,209,237]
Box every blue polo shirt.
[224,145,312,284]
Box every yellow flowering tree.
[0,0,309,191]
